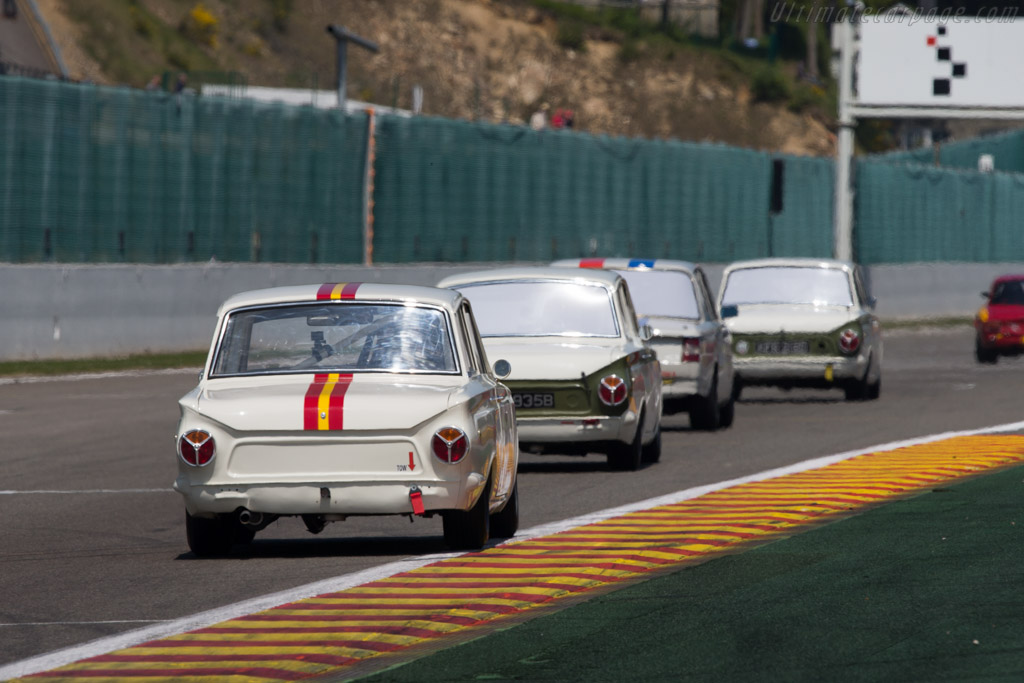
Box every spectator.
[551,108,565,129]
[563,109,575,129]
[529,103,548,131]
[145,74,162,91]
[174,72,188,93]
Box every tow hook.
[409,485,425,516]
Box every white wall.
[0,262,1008,361]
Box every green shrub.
[556,19,587,51]
[751,66,789,102]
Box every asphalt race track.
[2,324,1022,674]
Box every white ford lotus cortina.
[437,267,662,471]
[553,258,735,430]
[175,282,519,556]
[717,258,882,401]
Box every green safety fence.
[856,159,1024,264]
[0,76,367,264]
[371,114,832,263]
[8,74,1024,267]
[872,128,1024,174]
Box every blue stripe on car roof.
[628,259,656,268]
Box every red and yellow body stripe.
[316,282,362,300]
[303,374,354,431]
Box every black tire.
[608,412,644,471]
[846,357,881,402]
[186,512,236,557]
[719,393,736,428]
[490,479,519,539]
[443,479,490,550]
[843,377,868,401]
[641,424,662,464]
[976,340,998,364]
[690,373,721,431]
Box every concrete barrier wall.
[1,262,1014,361]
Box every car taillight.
[179,430,215,466]
[838,328,861,355]
[682,337,700,363]
[432,427,468,464]
[598,375,628,406]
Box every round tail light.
[179,430,215,466]
[838,328,861,355]
[598,375,628,406]
[432,427,468,464]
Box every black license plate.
[755,340,809,355]
[513,392,555,409]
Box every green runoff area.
[356,463,1024,682]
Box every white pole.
[833,15,856,263]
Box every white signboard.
[858,18,1024,108]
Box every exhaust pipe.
[238,509,263,527]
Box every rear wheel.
[690,374,721,430]
[641,423,662,464]
[443,479,490,550]
[490,480,519,539]
[718,393,736,428]
[608,411,644,471]
[186,512,236,557]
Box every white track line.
[0,489,172,495]
[3,419,1024,680]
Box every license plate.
[755,340,809,355]
[513,392,555,409]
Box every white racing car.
[175,282,519,556]
[718,258,882,401]
[554,258,735,430]
[438,267,662,471]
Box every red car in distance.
[975,275,1024,363]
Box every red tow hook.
[409,486,425,516]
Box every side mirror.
[493,359,511,379]
[639,324,653,342]
[720,304,738,319]
[867,296,877,309]
[981,291,991,299]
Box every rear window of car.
[211,302,458,376]
[615,269,700,319]
[721,266,854,307]
[453,280,619,337]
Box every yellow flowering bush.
[182,3,219,48]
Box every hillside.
[33,0,837,156]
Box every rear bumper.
[517,413,636,446]
[734,354,867,385]
[174,475,482,517]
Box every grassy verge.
[0,351,207,377]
